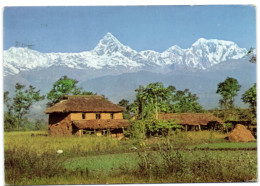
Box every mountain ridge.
[3,32,248,76]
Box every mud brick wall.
[48,113,73,136]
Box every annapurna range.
[3,32,248,76]
[3,32,256,112]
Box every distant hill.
[79,59,255,109]
[3,33,255,121]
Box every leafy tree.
[4,91,17,130]
[35,119,46,130]
[46,76,94,107]
[216,77,241,110]
[4,83,45,130]
[133,85,145,119]
[141,82,169,119]
[129,119,182,138]
[171,89,204,113]
[145,119,183,137]
[118,99,130,108]
[132,82,204,120]
[242,83,256,117]
[118,99,131,119]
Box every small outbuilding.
[44,95,129,137]
[159,113,223,131]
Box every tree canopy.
[242,83,256,117]
[4,83,45,130]
[171,89,204,113]
[131,82,204,120]
[46,76,94,107]
[216,77,241,110]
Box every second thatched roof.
[45,95,125,114]
[159,113,223,126]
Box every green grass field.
[190,142,257,149]
[4,131,258,184]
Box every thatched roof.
[45,95,125,114]
[72,119,130,129]
[159,113,223,126]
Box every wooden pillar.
[198,125,201,131]
[185,125,188,132]
[79,129,82,137]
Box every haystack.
[228,124,255,142]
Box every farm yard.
[3,77,258,184]
[4,130,257,184]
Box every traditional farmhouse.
[159,113,223,131]
[44,95,129,137]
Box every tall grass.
[4,131,131,156]
[4,131,257,184]
[136,142,257,183]
[4,147,89,185]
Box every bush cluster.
[135,141,257,183]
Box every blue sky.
[3,5,256,53]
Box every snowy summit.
[3,33,248,76]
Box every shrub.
[129,119,183,138]
[4,147,88,185]
[136,141,257,183]
[129,120,146,139]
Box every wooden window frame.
[110,113,114,119]
[96,113,101,119]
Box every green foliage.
[141,82,169,119]
[129,119,182,138]
[171,89,204,113]
[216,77,241,110]
[192,142,257,149]
[211,108,254,122]
[221,122,234,134]
[4,91,18,130]
[5,147,74,185]
[4,83,44,130]
[136,142,257,182]
[118,99,130,108]
[4,111,18,131]
[241,83,256,117]
[132,85,145,119]
[118,99,131,119]
[145,119,183,137]
[128,120,146,139]
[4,131,257,184]
[132,82,204,120]
[34,119,47,131]
[19,118,47,131]
[46,75,94,107]
[137,143,189,180]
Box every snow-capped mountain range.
[3,32,248,76]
